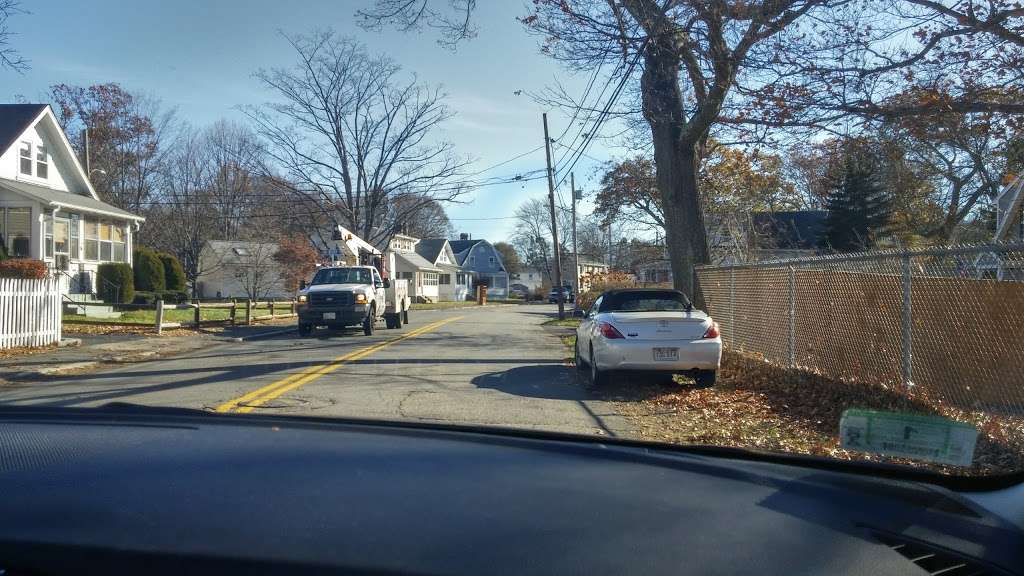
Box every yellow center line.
[214,316,463,414]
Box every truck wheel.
[385,314,398,329]
[298,323,314,337]
[363,306,376,336]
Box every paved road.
[0,305,630,437]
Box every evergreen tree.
[824,149,892,252]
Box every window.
[36,145,48,179]
[423,272,439,286]
[19,142,31,175]
[439,273,451,285]
[69,214,80,259]
[456,273,466,284]
[489,256,495,268]
[85,220,99,260]
[1,207,32,258]
[99,222,112,261]
[469,256,475,265]
[44,216,53,258]
[53,218,69,256]
[112,225,126,262]
[397,271,414,280]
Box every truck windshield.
[310,268,371,285]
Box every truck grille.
[309,292,352,307]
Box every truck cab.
[297,265,410,337]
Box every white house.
[0,104,144,294]
[414,238,473,301]
[389,233,442,302]
[196,240,290,300]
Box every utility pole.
[570,172,580,297]
[542,113,565,320]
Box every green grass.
[542,317,581,328]
[64,305,279,325]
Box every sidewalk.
[0,320,296,384]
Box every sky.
[0,0,623,241]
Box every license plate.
[653,347,678,361]
[323,312,336,320]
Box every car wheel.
[574,340,586,372]
[693,369,716,388]
[589,345,610,386]
[363,307,376,336]
[298,323,314,337]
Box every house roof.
[204,240,281,265]
[0,179,144,220]
[0,104,46,154]
[395,251,442,272]
[414,238,448,264]
[751,211,827,250]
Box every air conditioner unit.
[56,255,70,271]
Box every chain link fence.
[696,243,1024,412]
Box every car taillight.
[598,322,625,339]
[703,321,720,339]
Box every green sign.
[839,409,978,467]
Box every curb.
[217,327,296,343]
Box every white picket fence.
[0,276,63,349]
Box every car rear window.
[601,291,691,313]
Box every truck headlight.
[297,294,308,303]
[354,293,367,304]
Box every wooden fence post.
[245,299,252,325]
[194,301,201,328]
[229,299,237,325]
[155,299,164,335]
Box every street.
[0,305,629,436]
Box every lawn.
[543,317,581,328]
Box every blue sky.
[1,0,620,241]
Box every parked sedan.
[575,288,721,387]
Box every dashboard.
[0,406,1020,575]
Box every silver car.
[575,289,722,387]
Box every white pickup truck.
[296,265,411,337]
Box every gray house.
[449,235,509,298]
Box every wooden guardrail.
[155,299,298,333]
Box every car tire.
[363,306,376,336]
[589,345,611,386]
[574,340,586,372]
[298,323,314,337]
[693,369,716,388]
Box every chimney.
[459,233,470,241]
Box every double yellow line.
[215,316,463,414]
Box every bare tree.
[206,120,265,240]
[232,242,282,301]
[243,30,471,250]
[388,194,453,239]
[512,198,573,284]
[0,0,26,72]
[357,0,477,48]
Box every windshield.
[311,268,371,285]
[2,0,1023,483]
[601,291,691,312]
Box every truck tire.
[363,306,375,336]
[385,313,398,329]
[298,323,314,337]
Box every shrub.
[133,246,165,292]
[97,263,135,303]
[576,271,636,310]
[158,252,186,291]
[0,258,47,279]
[160,289,190,304]
[133,289,190,305]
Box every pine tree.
[824,150,892,252]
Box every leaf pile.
[598,351,1024,476]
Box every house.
[747,211,826,261]
[635,260,673,285]
[196,240,290,299]
[449,234,509,298]
[0,104,145,295]
[389,233,442,302]
[414,238,473,301]
[510,267,547,295]
[560,252,609,293]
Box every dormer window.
[19,141,31,175]
[36,144,48,179]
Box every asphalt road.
[0,305,630,437]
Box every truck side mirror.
[382,278,391,289]
[299,280,307,290]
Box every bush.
[97,263,135,303]
[158,252,186,291]
[576,271,636,310]
[0,258,48,279]
[133,246,166,292]
[160,289,190,304]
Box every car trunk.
[605,311,710,340]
